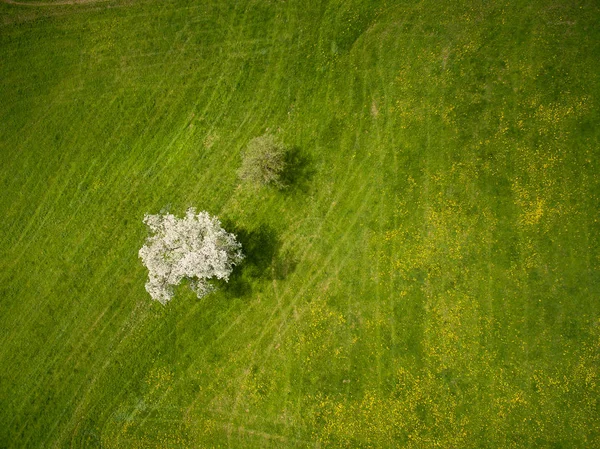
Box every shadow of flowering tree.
[216,223,297,298]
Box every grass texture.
[1,0,599,447]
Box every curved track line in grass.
[143,3,260,176]
[108,3,255,397]
[5,0,201,367]
[8,86,183,441]
[1,108,135,362]
[177,0,300,206]
[183,86,372,449]
[106,3,272,441]
[154,20,288,196]
[69,0,225,196]
[123,0,261,360]
[51,301,153,447]
[1,0,105,6]
[207,151,373,353]
[15,4,373,444]
[2,91,127,282]
[135,5,260,195]
[378,34,399,365]
[219,180,378,427]
[163,4,301,412]
[179,145,378,439]
[8,260,129,442]
[364,36,389,395]
[0,165,93,364]
[179,95,379,425]
[203,418,317,448]
[6,2,305,445]
[220,50,386,403]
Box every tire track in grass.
[95,2,269,441]
[10,260,133,444]
[143,0,312,408]
[1,0,107,6]
[382,29,404,382]
[239,190,375,400]
[0,96,144,361]
[0,163,100,349]
[4,99,127,254]
[1,0,253,444]
[220,169,377,429]
[46,293,155,448]
[95,1,237,197]
[180,163,376,433]
[83,0,227,178]
[181,63,363,424]
[153,3,265,164]
[181,33,376,445]
[200,417,317,448]
[7,44,246,448]
[167,8,294,207]
[210,142,373,352]
[0,94,108,252]
[0,36,122,234]
[371,30,388,397]
[0,244,111,384]
[368,19,409,399]
[4,0,209,349]
[0,98,60,169]
[260,34,375,417]
[368,64,385,395]
[4,4,206,439]
[40,299,149,448]
[58,4,354,440]
[258,15,409,424]
[347,32,388,393]
[125,0,263,357]
[0,8,180,262]
[126,2,259,193]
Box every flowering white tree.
[139,208,244,304]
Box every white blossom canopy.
[139,208,244,304]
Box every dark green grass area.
[1,0,599,447]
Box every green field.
[1,0,599,447]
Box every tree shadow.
[281,147,315,194]
[219,273,253,298]
[272,249,298,281]
[235,224,279,278]
[216,223,297,298]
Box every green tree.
[238,133,288,188]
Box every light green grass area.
[1,0,599,447]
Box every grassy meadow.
[1,0,600,447]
